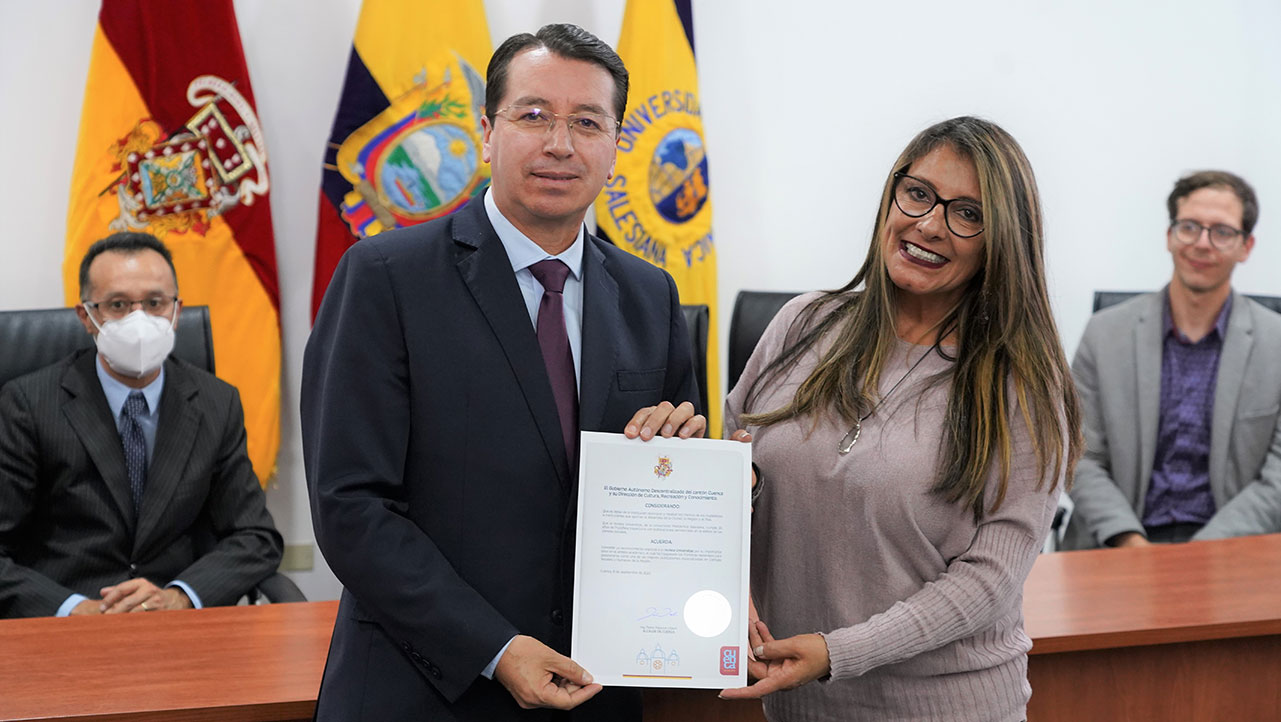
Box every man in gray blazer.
[0,232,282,618]
[1064,171,1281,549]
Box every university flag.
[594,0,720,434]
[313,0,492,317]
[64,0,281,484]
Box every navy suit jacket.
[301,196,699,721]
[0,350,283,618]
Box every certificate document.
[571,431,751,688]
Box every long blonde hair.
[743,117,1082,519]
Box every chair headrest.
[728,291,801,393]
[0,305,215,388]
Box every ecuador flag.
[313,0,492,317]
[594,0,719,434]
[64,0,281,484]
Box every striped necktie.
[122,391,149,514]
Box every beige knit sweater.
[726,293,1062,722]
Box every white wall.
[2,0,1278,601]
[694,0,1281,350]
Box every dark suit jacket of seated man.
[0,349,284,618]
[0,236,282,619]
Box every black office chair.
[1093,290,1281,315]
[680,304,709,415]
[727,291,801,393]
[0,305,305,604]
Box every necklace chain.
[837,344,936,454]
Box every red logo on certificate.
[719,646,739,675]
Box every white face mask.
[87,309,177,379]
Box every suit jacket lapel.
[135,360,200,552]
[1210,291,1252,506]
[453,200,572,492]
[60,351,136,533]
[1134,292,1164,506]
[578,237,620,436]
[568,237,625,530]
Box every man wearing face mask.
[0,232,282,618]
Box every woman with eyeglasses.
[720,116,1083,721]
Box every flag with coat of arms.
[64,0,281,484]
[593,0,720,435]
[313,0,492,317]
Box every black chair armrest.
[680,304,709,415]
[727,291,802,393]
[250,572,307,604]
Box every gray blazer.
[1063,289,1281,549]
[0,350,283,617]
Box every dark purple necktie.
[529,259,579,469]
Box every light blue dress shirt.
[484,189,585,391]
[97,357,164,465]
[479,190,586,678]
[55,358,203,616]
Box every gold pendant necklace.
[837,343,937,455]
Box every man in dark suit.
[0,232,283,618]
[302,24,703,721]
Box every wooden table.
[1024,532,1281,721]
[3,534,1280,721]
[649,534,1281,721]
[0,601,336,722]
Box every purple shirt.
[1142,293,1233,528]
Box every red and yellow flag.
[313,0,492,317]
[594,0,720,434]
[64,0,280,484]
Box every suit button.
[128,563,138,576]
[550,609,564,625]
[401,641,412,652]
[430,664,442,679]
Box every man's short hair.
[79,232,178,300]
[1167,170,1259,235]
[485,23,629,125]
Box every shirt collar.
[483,189,584,280]
[95,356,164,419]
[1163,288,1233,343]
